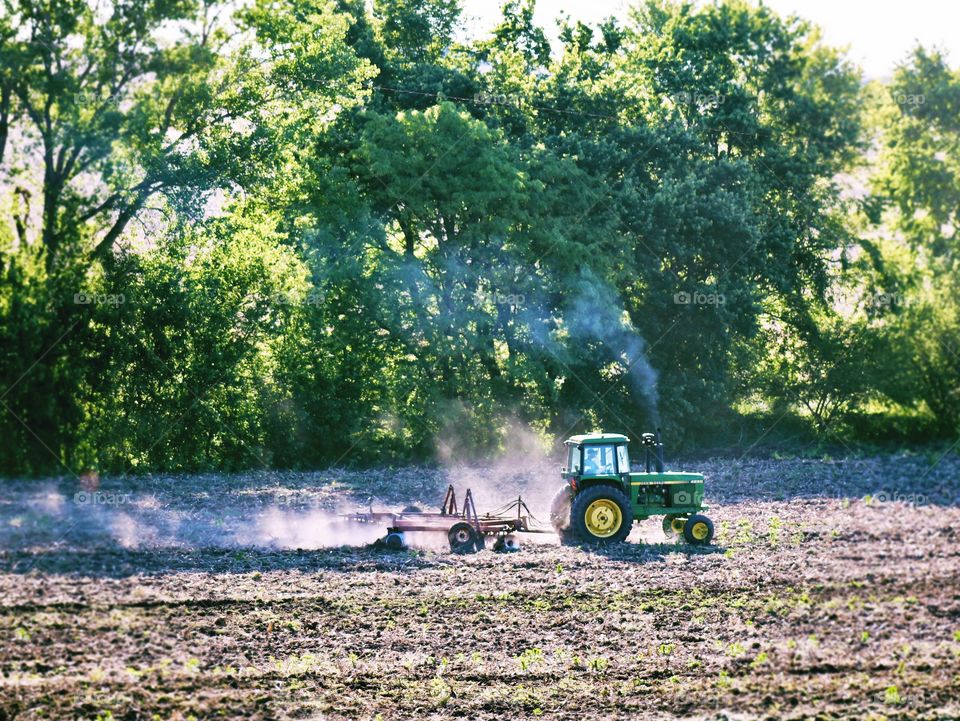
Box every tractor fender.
[576,477,630,497]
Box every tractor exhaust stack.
[655,427,665,473]
[641,430,664,473]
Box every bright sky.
[459,0,960,79]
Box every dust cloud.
[436,419,564,522]
[234,507,384,549]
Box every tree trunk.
[0,84,10,166]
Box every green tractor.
[550,431,715,545]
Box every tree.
[0,0,372,266]
[0,0,372,473]
[867,47,960,436]
[374,0,460,65]
[350,102,527,448]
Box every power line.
[371,84,771,139]
[371,83,626,121]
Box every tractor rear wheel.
[550,485,573,531]
[448,522,482,554]
[570,485,632,544]
[550,485,577,545]
[682,514,714,546]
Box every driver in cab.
[582,446,615,475]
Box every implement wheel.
[682,514,714,546]
[448,522,482,554]
[385,532,406,550]
[570,485,632,544]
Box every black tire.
[448,522,480,554]
[494,535,520,552]
[662,515,677,536]
[550,484,574,533]
[385,532,405,550]
[401,505,422,514]
[663,515,687,537]
[570,485,633,544]
[557,527,577,545]
[682,514,714,546]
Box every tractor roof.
[564,433,629,445]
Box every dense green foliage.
[0,0,957,474]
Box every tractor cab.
[563,433,629,483]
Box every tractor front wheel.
[570,485,632,544]
[682,514,715,546]
[663,515,686,537]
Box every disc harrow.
[344,484,549,553]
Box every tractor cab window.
[582,444,616,475]
[567,445,581,473]
[616,444,630,473]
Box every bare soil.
[1,451,959,720]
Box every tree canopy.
[0,0,956,475]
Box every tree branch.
[0,83,10,166]
[13,186,30,246]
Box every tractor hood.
[629,471,704,483]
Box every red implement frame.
[343,484,550,537]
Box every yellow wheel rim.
[690,521,709,541]
[671,518,686,533]
[584,499,622,538]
